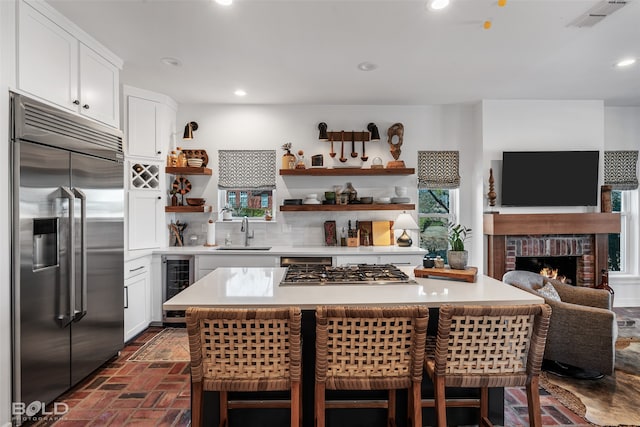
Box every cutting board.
[372,221,394,246]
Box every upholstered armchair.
[502,270,617,376]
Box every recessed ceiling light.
[215,0,232,5]
[161,57,182,67]
[357,62,378,72]
[234,89,247,97]
[428,0,450,11]
[615,58,636,68]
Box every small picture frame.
[312,154,324,167]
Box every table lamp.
[392,212,419,247]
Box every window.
[221,189,274,219]
[418,189,458,262]
[609,189,638,275]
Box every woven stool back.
[315,305,428,427]
[424,304,551,427]
[186,307,302,391]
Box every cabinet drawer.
[125,257,150,280]
[378,255,424,266]
[197,254,278,270]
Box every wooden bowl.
[186,198,206,206]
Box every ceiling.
[47,0,640,106]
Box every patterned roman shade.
[218,150,276,189]
[604,150,638,190]
[417,150,460,189]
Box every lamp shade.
[183,121,198,140]
[393,212,418,247]
[392,212,419,230]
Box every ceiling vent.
[568,0,628,27]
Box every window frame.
[610,189,639,277]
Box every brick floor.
[28,325,596,427]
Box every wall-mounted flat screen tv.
[501,151,599,206]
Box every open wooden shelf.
[279,168,414,176]
[165,167,212,175]
[165,205,213,213]
[280,203,415,212]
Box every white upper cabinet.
[127,96,161,158]
[124,86,177,160]
[17,0,122,128]
[78,44,119,126]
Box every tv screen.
[501,151,599,207]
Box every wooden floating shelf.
[165,205,213,213]
[279,168,415,176]
[279,203,415,212]
[165,167,212,175]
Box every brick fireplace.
[484,213,620,287]
[506,234,594,286]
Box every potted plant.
[447,222,472,270]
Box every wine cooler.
[162,255,194,323]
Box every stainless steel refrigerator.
[11,93,125,412]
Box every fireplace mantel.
[484,213,621,285]
[484,213,621,236]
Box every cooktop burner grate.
[280,264,416,286]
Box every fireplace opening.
[515,256,578,285]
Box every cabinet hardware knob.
[157,196,162,200]
[157,151,162,154]
[72,100,80,105]
[82,104,90,109]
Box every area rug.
[540,338,640,427]
[128,328,190,362]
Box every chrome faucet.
[240,216,254,247]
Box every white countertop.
[163,267,543,310]
[153,245,427,256]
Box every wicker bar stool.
[421,304,551,427]
[315,305,428,427]
[186,307,302,427]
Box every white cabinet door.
[79,44,119,127]
[128,191,163,250]
[127,96,160,158]
[124,270,149,341]
[18,1,78,112]
[17,1,120,128]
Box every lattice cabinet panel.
[130,163,160,189]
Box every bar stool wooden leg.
[315,382,325,427]
[526,377,543,427]
[410,382,422,427]
[219,391,228,427]
[191,382,203,427]
[291,381,300,427]
[388,390,396,427]
[480,386,490,426]
[434,376,447,427]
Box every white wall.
[481,99,605,213]
[174,104,482,263]
[1,0,16,424]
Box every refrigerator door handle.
[57,186,76,327]
[73,188,88,321]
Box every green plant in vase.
[447,222,472,270]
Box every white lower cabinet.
[195,255,279,281]
[124,257,151,341]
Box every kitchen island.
[164,267,543,427]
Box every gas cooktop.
[280,264,417,286]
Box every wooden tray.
[414,266,478,283]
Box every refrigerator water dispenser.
[33,218,59,270]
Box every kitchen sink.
[215,246,272,251]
